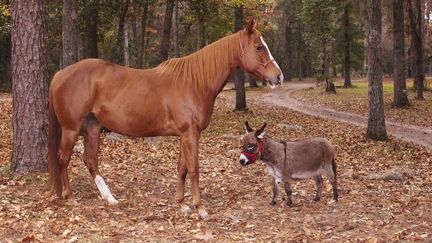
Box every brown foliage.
[0,89,431,241]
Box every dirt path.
[259,82,432,151]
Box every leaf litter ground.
[0,88,431,242]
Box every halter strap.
[238,31,276,76]
[241,139,263,164]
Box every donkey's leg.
[270,178,280,205]
[325,163,338,201]
[83,119,117,204]
[180,127,208,219]
[313,175,323,202]
[284,181,293,207]
[58,129,79,199]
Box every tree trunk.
[114,0,130,64]
[172,0,179,57]
[0,33,12,90]
[83,0,99,59]
[366,0,387,141]
[11,0,49,175]
[284,21,292,81]
[123,18,129,66]
[62,0,79,67]
[323,45,335,93]
[343,2,352,87]
[407,0,424,99]
[392,0,409,107]
[159,0,175,63]
[234,4,246,111]
[297,22,303,81]
[137,1,149,68]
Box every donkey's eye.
[256,45,264,51]
[246,144,256,150]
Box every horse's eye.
[256,45,264,51]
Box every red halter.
[238,31,275,80]
[241,139,263,164]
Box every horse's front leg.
[176,146,190,214]
[178,127,208,219]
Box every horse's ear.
[246,19,256,35]
[255,123,267,139]
[245,121,254,133]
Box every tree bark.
[172,0,179,57]
[82,0,99,59]
[137,1,149,68]
[343,2,352,87]
[123,18,129,66]
[234,4,246,111]
[392,0,409,107]
[114,0,130,64]
[11,0,49,175]
[159,0,175,63]
[366,0,387,141]
[407,0,424,99]
[62,0,79,67]
[284,21,292,81]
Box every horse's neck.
[184,33,241,96]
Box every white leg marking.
[95,175,118,204]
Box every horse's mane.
[153,32,240,92]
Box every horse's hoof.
[179,203,191,215]
[198,206,208,220]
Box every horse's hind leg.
[83,118,118,204]
[58,129,80,199]
[313,175,323,202]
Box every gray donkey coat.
[240,122,338,206]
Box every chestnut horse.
[48,20,283,219]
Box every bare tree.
[392,0,409,107]
[159,0,175,63]
[366,0,387,141]
[62,0,79,67]
[407,0,424,99]
[234,4,246,111]
[11,0,49,174]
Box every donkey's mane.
[153,32,240,92]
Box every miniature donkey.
[239,122,338,206]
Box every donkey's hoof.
[269,200,277,206]
[179,203,192,215]
[197,206,209,220]
[285,201,293,207]
[313,197,321,202]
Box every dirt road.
[259,82,432,151]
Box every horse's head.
[238,19,284,88]
[240,121,267,166]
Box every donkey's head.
[240,121,267,166]
[239,19,284,88]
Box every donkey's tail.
[48,87,62,197]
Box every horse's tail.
[48,87,62,197]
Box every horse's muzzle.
[268,73,284,88]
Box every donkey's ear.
[255,123,267,139]
[244,121,254,133]
[246,19,256,35]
